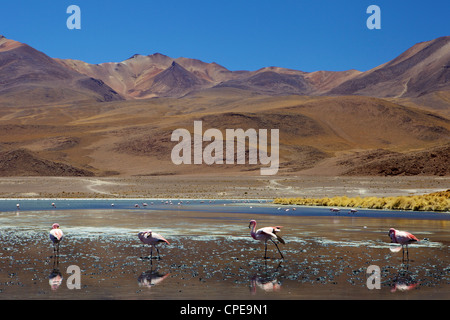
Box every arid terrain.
[0,176,448,200]
[0,35,449,178]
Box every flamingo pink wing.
[153,232,170,245]
[50,229,63,241]
[396,230,419,244]
[405,231,419,242]
[256,227,278,239]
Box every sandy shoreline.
[0,175,448,199]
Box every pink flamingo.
[138,230,170,260]
[49,223,64,254]
[388,228,419,260]
[248,220,285,259]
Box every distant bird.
[248,220,285,259]
[138,230,170,260]
[388,228,419,260]
[330,208,340,213]
[349,208,358,214]
[49,223,64,254]
[51,203,56,208]
[16,203,20,210]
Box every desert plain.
[0,175,448,199]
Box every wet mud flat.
[0,208,449,300]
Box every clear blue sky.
[1,0,449,72]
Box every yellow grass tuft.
[273,190,450,212]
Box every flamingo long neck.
[250,222,257,239]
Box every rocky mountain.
[2,35,449,101]
[57,53,365,98]
[0,35,123,105]
[329,36,450,98]
[0,35,448,177]
[53,36,450,99]
[55,52,233,99]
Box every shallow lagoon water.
[0,199,449,300]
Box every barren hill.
[0,149,94,176]
[340,144,450,176]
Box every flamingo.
[138,230,170,260]
[248,220,285,259]
[49,223,64,254]
[388,228,419,260]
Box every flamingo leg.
[271,239,284,260]
[401,245,410,263]
[156,246,161,260]
[52,243,59,257]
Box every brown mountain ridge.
[0,35,449,177]
[52,36,450,100]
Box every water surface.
[0,199,448,299]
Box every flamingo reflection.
[138,267,170,289]
[250,261,283,294]
[48,254,63,291]
[390,263,419,292]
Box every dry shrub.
[273,189,450,212]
